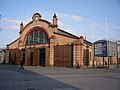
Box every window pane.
[26,28,48,44]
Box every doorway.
[22,49,25,65]
[30,51,33,66]
[83,49,89,66]
[39,48,46,67]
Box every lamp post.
[92,22,95,68]
[92,44,95,68]
[115,26,119,68]
[116,42,119,68]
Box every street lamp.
[116,42,119,68]
[115,25,119,68]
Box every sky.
[0,0,120,48]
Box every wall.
[0,49,5,63]
[7,39,19,49]
[54,34,76,45]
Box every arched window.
[26,28,48,44]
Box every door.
[54,45,73,67]
[22,49,25,65]
[39,48,46,67]
[83,49,89,66]
[86,49,89,66]
[30,52,33,66]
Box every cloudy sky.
[0,0,120,48]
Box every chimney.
[52,13,58,27]
[20,22,24,33]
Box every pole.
[108,56,109,69]
[105,18,108,40]
[92,22,95,68]
[117,50,119,68]
[107,40,109,69]
[115,25,119,68]
[116,42,119,68]
[105,18,109,69]
[103,57,104,67]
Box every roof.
[58,29,79,39]
[94,40,107,44]
[58,29,92,45]
[84,40,92,46]
[7,38,20,46]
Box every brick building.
[5,13,92,68]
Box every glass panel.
[26,28,48,44]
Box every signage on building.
[94,40,117,57]
[94,40,107,56]
[108,41,117,56]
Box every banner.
[94,40,107,56]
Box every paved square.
[0,64,120,90]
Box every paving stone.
[0,64,120,90]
